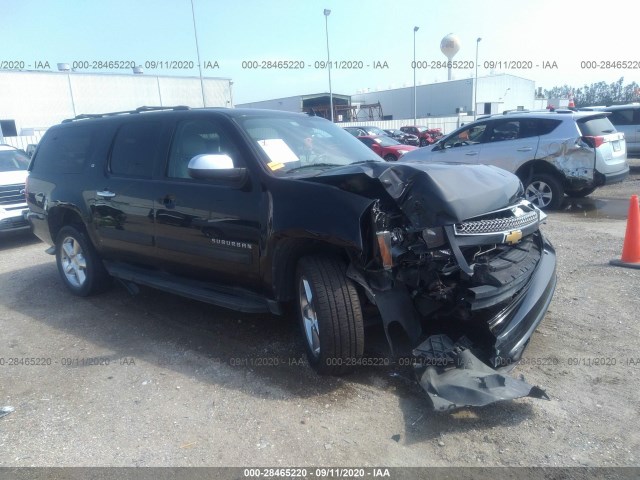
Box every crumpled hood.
[303,162,522,227]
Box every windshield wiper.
[285,163,341,173]
[350,159,381,165]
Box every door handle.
[517,147,533,152]
[465,151,478,156]
[162,195,176,209]
[96,190,116,198]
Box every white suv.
[582,104,640,157]
[401,110,629,209]
[0,145,30,233]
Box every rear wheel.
[55,226,110,296]
[524,173,564,210]
[419,138,428,147]
[566,186,597,198]
[384,154,397,162]
[295,255,364,375]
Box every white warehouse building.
[353,74,540,119]
[237,74,544,122]
[0,70,233,145]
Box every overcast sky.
[3,0,638,104]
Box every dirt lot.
[1,172,639,469]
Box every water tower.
[440,33,461,81]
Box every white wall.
[340,115,474,136]
[0,71,233,132]
[476,75,536,113]
[352,74,536,120]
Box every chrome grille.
[454,203,540,236]
[0,184,26,206]
[0,217,28,230]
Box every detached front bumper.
[413,236,557,410]
[488,235,557,366]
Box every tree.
[544,77,640,107]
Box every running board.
[103,261,280,314]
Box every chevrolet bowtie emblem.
[505,230,523,245]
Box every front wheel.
[295,255,364,375]
[524,173,564,210]
[419,138,428,147]
[384,154,397,162]
[56,226,110,296]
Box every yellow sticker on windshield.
[268,162,285,171]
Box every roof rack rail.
[62,105,190,123]
[502,109,530,115]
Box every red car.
[400,125,444,147]
[357,135,418,161]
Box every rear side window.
[534,119,562,136]
[110,121,164,178]
[578,116,617,136]
[607,109,635,126]
[30,125,102,174]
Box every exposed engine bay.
[309,162,558,409]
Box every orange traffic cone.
[610,195,640,269]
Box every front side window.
[167,119,239,179]
[442,123,487,148]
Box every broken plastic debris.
[413,335,550,410]
[0,406,15,418]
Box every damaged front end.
[330,163,557,410]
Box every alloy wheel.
[525,181,553,209]
[299,276,320,358]
[60,236,87,288]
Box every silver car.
[401,110,629,209]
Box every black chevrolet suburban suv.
[27,106,556,409]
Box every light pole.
[413,26,419,124]
[324,9,333,122]
[190,0,206,107]
[474,37,481,120]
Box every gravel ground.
[0,172,639,469]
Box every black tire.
[419,138,428,147]
[55,225,110,296]
[565,186,597,198]
[384,154,397,162]
[524,173,564,210]
[295,255,364,375]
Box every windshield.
[373,135,401,147]
[236,114,382,176]
[366,126,387,136]
[0,149,30,172]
